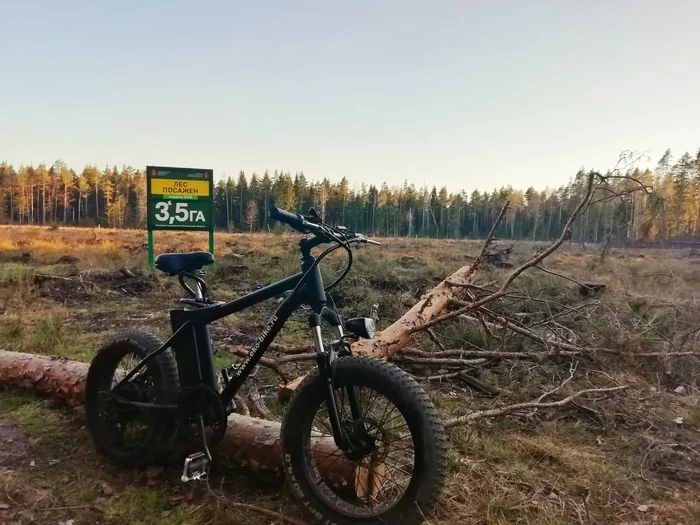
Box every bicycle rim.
[300,384,416,518]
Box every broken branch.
[443,385,629,428]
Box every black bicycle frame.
[116,247,330,410]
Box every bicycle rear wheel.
[84,331,180,467]
[281,357,446,525]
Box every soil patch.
[0,420,30,467]
[34,271,156,305]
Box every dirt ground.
[0,225,699,524]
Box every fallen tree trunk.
[355,173,599,362]
[351,204,509,359]
[0,350,86,406]
[0,350,360,484]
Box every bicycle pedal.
[181,452,209,482]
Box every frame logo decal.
[235,315,279,376]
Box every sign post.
[146,166,215,269]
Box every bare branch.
[443,385,629,428]
[247,381,274,420]
[535,361,578,403]
[425,328,447,351]
[389,355,488,367]
[533,264,590,289]
[422,370,462,381]
[460,201,511,283]
[413,173,597,333]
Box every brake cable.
[320,223,354,292]
[284,223,355,302]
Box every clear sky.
[2,1,699,193]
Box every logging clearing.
[1,172,699,524]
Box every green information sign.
[146,165,214,268]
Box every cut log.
[0,350,373,489]
[355,462,388,500]
[0,350,87,406]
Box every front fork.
[309,313,363,451]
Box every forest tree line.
[1,148,699,242]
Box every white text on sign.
[154,201,206,225]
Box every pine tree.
[695,149,700,235]
[225,176,236,229]
[671,153,694,236]
[237,171,248,227]
[293,172,308,212]
[36,163,50,224]
[260,171,272,230]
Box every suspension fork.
[332,312,362,421]
[310,314,347,449]
[324,312,363,421]
[310,313,363,451]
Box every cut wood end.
[354,461,388,500]
[278,373,308,403]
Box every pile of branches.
[237,152,699,429]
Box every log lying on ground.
[349,267,473,358]
[351,204,509,359]
[0,350,87,406]
[0,350,364,486]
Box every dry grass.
[0,224,699,524]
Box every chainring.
[178,385,228,449]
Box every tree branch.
[411,173,598,333]
[443,385,628,428]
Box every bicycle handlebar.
[269,206,381,246]
[270,206,380,293]
[269,207,310,234]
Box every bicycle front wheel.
[281,357,446,525]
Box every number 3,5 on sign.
[154,201,206,224]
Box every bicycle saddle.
[154,251,215,275]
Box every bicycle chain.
[100,384,228,449]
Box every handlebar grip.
[269,207,308,233]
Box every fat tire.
[281,356,446,525]
[84,330,180,467]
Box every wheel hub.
[342,419,376,460]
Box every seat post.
[193,279,204,301]
[178,272,209,302]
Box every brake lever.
[351,233,381,246]
[301,222,381,246]
[301,220,325,232]
[306,207,323,223]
